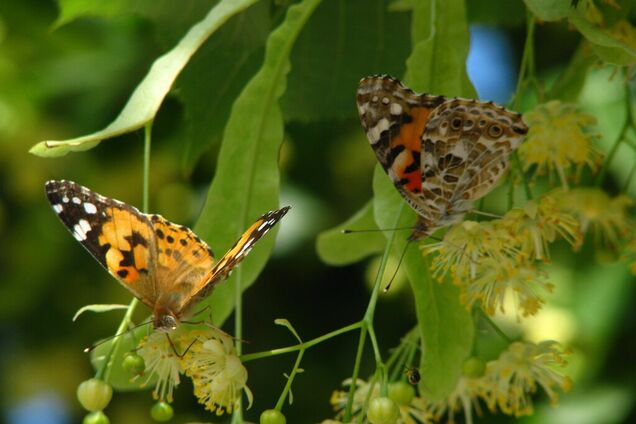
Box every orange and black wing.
[45,180,158,308]
[177,206,291,314]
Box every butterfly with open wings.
[45,180,289,331]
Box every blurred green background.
[1,0,635,423]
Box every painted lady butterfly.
[45,180,289,331]
[357,75,528,240]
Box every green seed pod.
[260,408,287,424]
[83,411,110,424]
[463,356,487,378]
[122,352,146,376]
[150,401,174,422]
[77,378,113,412]
[367,396,399,424]
[388,381,415,406]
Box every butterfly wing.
[45,180,158,308]
[176,206,291,315]
[356,75,445,216]
[148,213,217,319]
[417,98,528,232]
[357,75,528,239]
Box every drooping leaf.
[373,0,474,400]
[72,304,129,322]
[280,0,411,122]
[316,201,386,266]
[569,13,636,66]
[405,0,476,98]
[194,0,323,326]
[179,1,270,173]
[523,0,572,22]
[372,167,473,400]
[30,0,260,157]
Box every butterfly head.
[153,311,179,332]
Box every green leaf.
[467,0,526,28]
[274,318,302,343]
[405,0,476,98]
[179,1,270,173]
[523,0,572,22]
[316,201,386,266]
[372,0,474,400]
[30,0,260,157]
[194,0,323,326]
[280,0,411,122]
[372,167,473,401]
[90,326,154,391]
[72,304,129,322]
[569,13,636,66]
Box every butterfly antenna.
[342,226,415,234]
[83,319,153,353]
[165,333,199,359]
[383,240,411,293]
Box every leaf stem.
[275,348,305,411]
[239,321,363,362]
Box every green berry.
[122,352,145,376]
[77,378,113,412]
[150,401,174,422]
[388,381,415,406]
[367,397,399,424]
[260,408,287,424]
[463,356,486,378]
[83,411,110,424]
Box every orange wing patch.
[97,207,153,283]
[389,107,431,193]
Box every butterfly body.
[45,180,289,331]
[357,75,528,240]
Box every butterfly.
[45,180,289,331]
[357,75,528,240]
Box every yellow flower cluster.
[424,194,581,317]
[519,101,602,188]
[326,341,571,423]
[554,187,634,250]
[137,327,250,414]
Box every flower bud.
[367,396,399,424]
[260,408,287,424]
[150,401,174,422]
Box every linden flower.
[330,379,378,421]
[483,341,572,417]
[501,196,582,261]
[137,329,191,402]
[185,330,252,415]
[418,376,486,424]
[460,259,553,317]
[555,187,634,250]
[519,100,602,187]
[423,220,523,284]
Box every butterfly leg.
[165,333,199,359]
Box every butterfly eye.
[488,124,503,138]
[450,117,463,130]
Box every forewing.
[179,206,291,314]
[418,99,528,230]
[357,75,445,216]
[45,180,157,308]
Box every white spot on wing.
[53,204,63,213]
[62,196,69,203]
[390,102,403,115]
[73,224,87,241]
[78,219,91,234]
[72,197,81,204]
[83,203,97,214]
